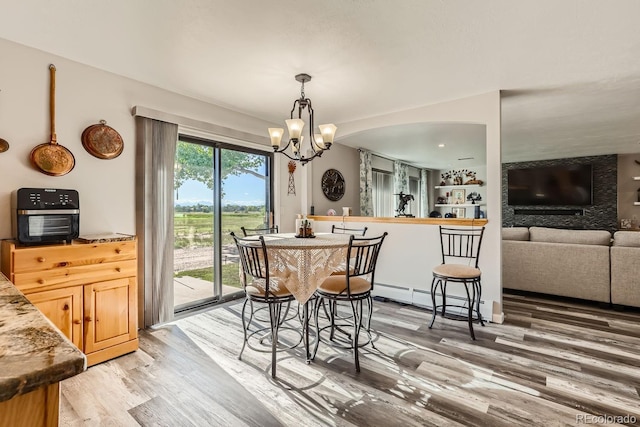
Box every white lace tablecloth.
[258,233,351,303]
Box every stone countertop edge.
[0,273,87,402]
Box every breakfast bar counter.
[0,272,86,426]
[308,215,502,323]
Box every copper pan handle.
[49,64,57,145]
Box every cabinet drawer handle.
[59,261,68,267]
[63,304,69,311]
[85,316,92,322]
[116,267,121,272]
[115,248,122,254]
[38,279,45,284]
[37,257,46,263]
[73,320,81,325]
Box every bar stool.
[429,226,485,340]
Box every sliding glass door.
[173,135,273,312]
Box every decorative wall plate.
[81,120,124,159]
[321,168,345,201]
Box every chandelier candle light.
[268,74,337,165]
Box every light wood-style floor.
[60,293,640,426]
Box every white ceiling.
[1,0,639,168]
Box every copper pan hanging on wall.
[30,64,75,176]
[0,90,9,153]
[81,119,124,159]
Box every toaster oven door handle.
[17,209,80,215]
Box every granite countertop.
[0,272,86,402]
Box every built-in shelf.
[434,184,483,189]
[435,203,486,207]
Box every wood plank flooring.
[60,293,640,426]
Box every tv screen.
[507,164,593,206]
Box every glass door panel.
[220,148,271,292]
[173,138,273,311]
[173,140,216,309]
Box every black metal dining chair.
[429,226,485,340]
[331,224,368,236]
[231,232,297,378]
[312,232,387,372]
[241,225,279,236]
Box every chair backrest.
[331,224,368,236]
[230,232,271,291]
[241,225,279,237]
[438,226,485,268]
[345,232,388,291]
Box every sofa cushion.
[502,227,530,241]
[613,231,640,247]
[529,226,611,246]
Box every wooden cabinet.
[1,239,138,366]
[27,286,83,350]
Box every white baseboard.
[372,283,499,322]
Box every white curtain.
[372,170,394,217]
[136,117,178,327]
[393,161,409,194]
[420,169,429,217]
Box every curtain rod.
[358,148,429,170]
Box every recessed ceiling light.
[438,144,445,148]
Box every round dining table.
[261,233,351,302]
[248,232,351,360]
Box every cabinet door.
[27,287,83,350]
[83,277,137,354]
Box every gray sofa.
[610,231,640,307]
[502,226,612,303]
[503,226,640,307]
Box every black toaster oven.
[11,188,80,244]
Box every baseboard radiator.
[371,282,495,322]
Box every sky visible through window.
[175,173,265,206]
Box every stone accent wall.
[502,155,618,234]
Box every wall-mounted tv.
[507,164,593,206]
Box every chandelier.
[268,73,337,165]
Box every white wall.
[308,143,360,218]
[0,38,275,240]
[314,219,497,322]
[331,91,503,317]
[0,38,502,318]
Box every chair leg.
[312,296,323,360]
[475,280,485,326]
[429,276,438,329]
[303,301,310,363]
[321,296,332,320]
[279,300,292,326]
[329,300,337,341]
[239,298,249,360]
[247,299,255,327]
[463,282,476,340]
[365,295,375,349]
[441,281,448,317]
[269,302,283,378]
[350,299,362,372]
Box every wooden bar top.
[0,272,86,402]
[308,215,488,226]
